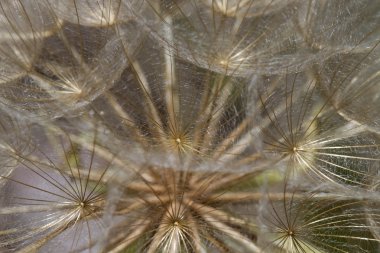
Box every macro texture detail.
[0,1,379,253]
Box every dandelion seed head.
[1,0,380,252]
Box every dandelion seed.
[317,45,380,134]
[297,0,380,53]
[0,1,141,119]
[259,186,380,253]
[99,165,265,252]
[0,0,56,82]
[92,36,268,172]
[128,0,323,76]
[0,128,112,252]
[256,72,380,187]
